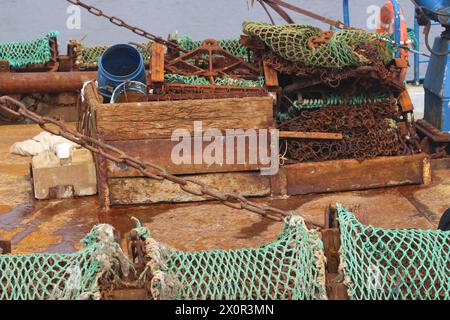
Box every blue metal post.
[414,17,421,83]
[343,0,350,27]
[390,0,402,58]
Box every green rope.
[337,204,450,300]
[0,31,59,68]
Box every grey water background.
[0,0,444,79]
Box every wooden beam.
[263,61,279,87]
[108,171,271,205]
[96,97,274,141]
[110,288,148,300]
[105,135,273,177]
[279,131,343,140]
[398,90,414,113]
[286,154,427,195]
[151,43,165,83]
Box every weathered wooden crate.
[83,83,275,207]
[84,83,430,208]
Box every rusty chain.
[66,0,186,53]
[0,95,322,229]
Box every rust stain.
[0,163,29,177]
[0,227,26,242]
[0,204,12,215]
[14,231,63,254]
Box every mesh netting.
[0,225,133,300]
[176,35,249,59]
[0,31,58,68]
[141,216,327,300]
[337,205,450,300]
[164,73,264,87]
[76,42,151,70]
[164,73,210,85]
[243,22,389,68]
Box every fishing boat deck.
[0,123,449,254]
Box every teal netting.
[77,42,151,70]
[243,22,390,68]
[141,216,327,300]
[0,31,58,68]
[338,204,450,300]
[164,73,264,87]
[175,35,249,59]
[0,225,133,300]
[276,93,391,123]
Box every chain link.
[0,96,322,229]
[66,0,186,52]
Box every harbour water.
[0,0,443,79]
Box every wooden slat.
[106,135,274,177]
[279,131,343,140]
[110,288,147,300]
[109,172,271,205]
[286,154,426,195]
[0,240,11,254]
[151,43,165,83]
[96,97,274,141]
[263,61,279,87]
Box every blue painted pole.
[390,0,402,58]
[343,0,350,26]
[414,17,421,84]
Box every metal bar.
[263,0,345,28]
[279,131,344,140]
[0,71,98,94]
[343,0,350,26]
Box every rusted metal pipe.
[0,72,98,94]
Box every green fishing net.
[165,73,264,87]
[0,225,133,300]
[242,22,390,68]
[77,42,151,70]
[338,205,450,300]
[141,216,327,300]
[0,31,58,68]
[175,35,249,60]
[276,93,391,123]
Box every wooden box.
[83,83,275,207]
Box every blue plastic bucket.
[97,44,146,101]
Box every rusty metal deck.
[0,124,449,254]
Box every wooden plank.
[279,131,343,140]
[270,166,287,196]
[106,135,274,177]
[263,61,279,87]
[321,229,340,273]
[109,171,271,205]
[0,240,11,254]
[286,154,426,195]
[151,43,165,83]
[110,288,147,300]
[326,274,349,300]
[398,90,414,113]
[96,97,274,141]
